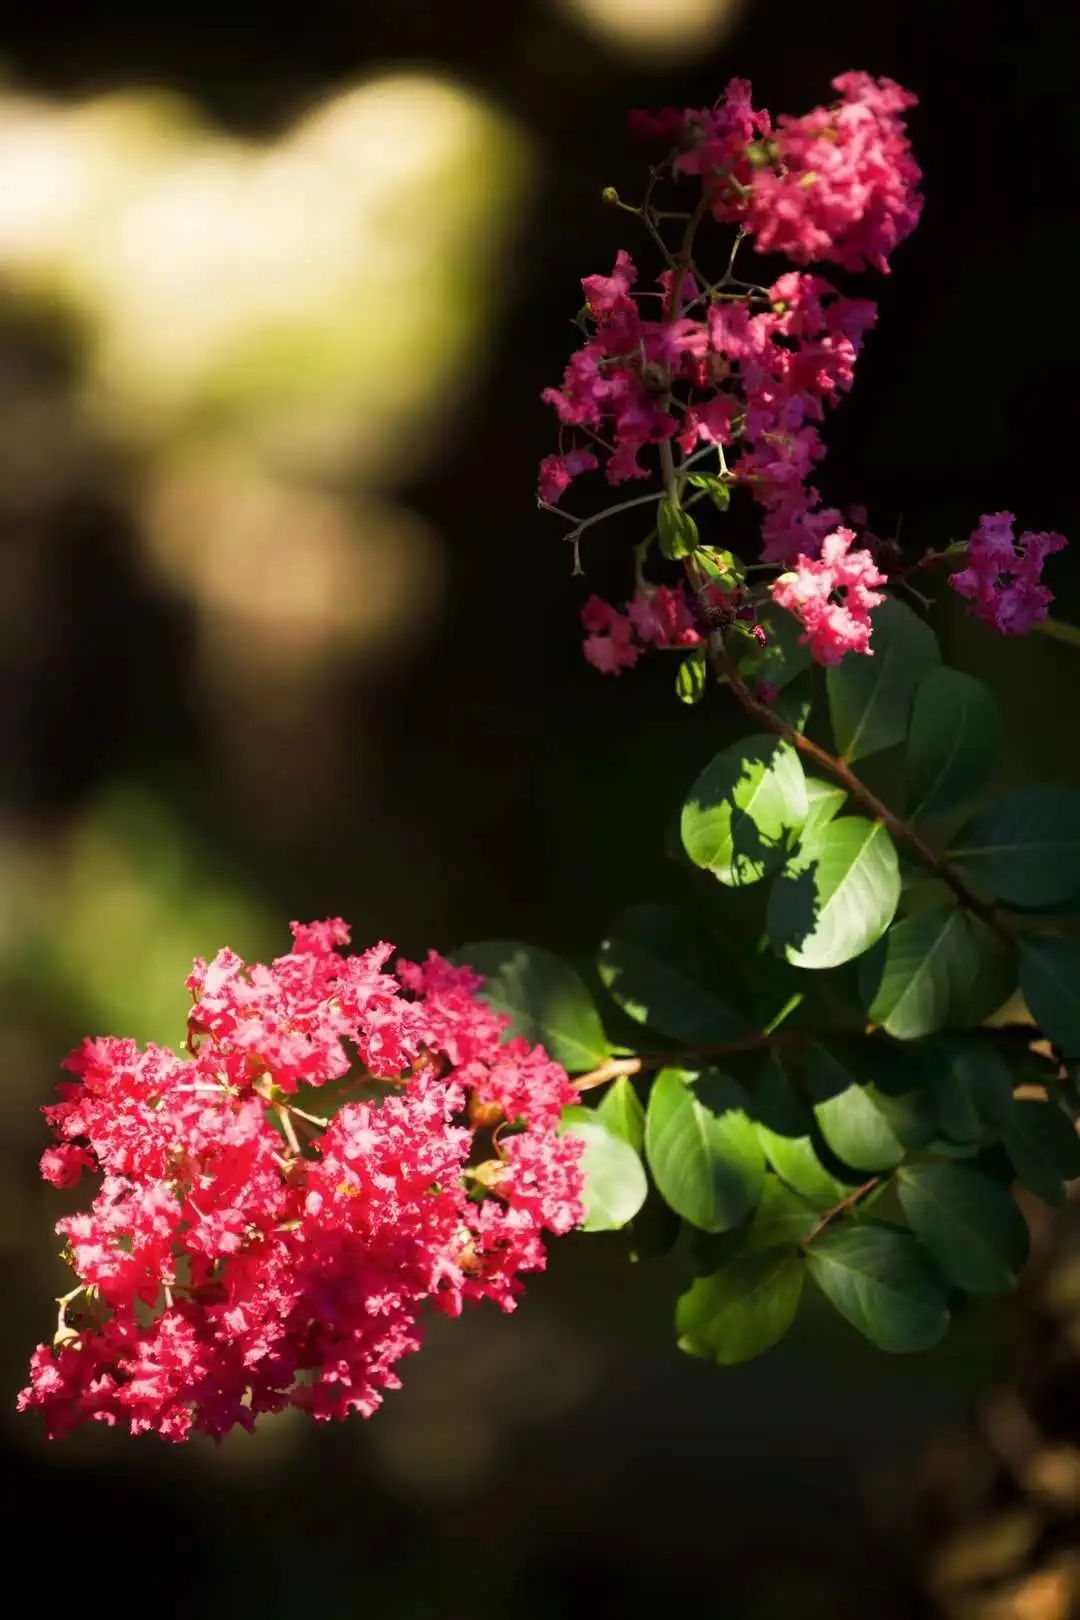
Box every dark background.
[1,3,1078,1616]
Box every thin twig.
[573,1032,790,1093]
[803,1178,881,1245]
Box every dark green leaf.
[897,1163,1029,1294]
[860,905,1014,1039]
[905,668,1000,821]
[596,1074,645,1153]
[1019,937,1080,1057]
[919,1036,1015,1142]
[1004,1098,1080,1206]
[682,735,808,887]
[456,940,608,1072]
[598,904,746,1044]
[676,646,707,705]
[950,787,1080,910]
[676,1250,804,1364]
[771,676,813,735]
[805,1224,950,1351]
[827,598,940,763]
[767,817,901,970]
[559,1105,648,1232]
[658,497,699,559]
[645,1068,765,1233]
[738,602,812,692]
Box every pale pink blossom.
[770,526,887,664]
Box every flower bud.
[468,1092,503,1129]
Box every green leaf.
[950,786,1080,910]
[805,1224,950,1352]
[741,1175,821,1251]
[598,904,746,1045]
[676,646,707,705]
[859,905,1014,1039]
[813,1084,905,1171]
[1004,1098,1080,1206]
[753,1052,856,1207]
[919,1036,1015,1143]
[559,1106,648,1232]
[802,777,848,839]
[682,735,808,887]
[596,1074,645,1153]
[686,472,732,512]
[806,1042,934,1171]
[767,817,901,970]
[456,941,607,1072]
[645,1068,765,1233]
[1019,937,1080,1057]
[676,1250,804,1365]
[772,675,813,735]
[827,598,940,763]
[680,735,806,887]
[897,1164,1029,1295]
[905,668,1000,821]
[657,497,699,559]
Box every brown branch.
[573,1031,794,1093]
[802,1178,881,1245]
[714,644,1014,945]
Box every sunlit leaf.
[645,1068,765,1233]
[560,1105,648,1232]
[682,735,808,887]
[676,1250,804,1365]
[767,817,900,970]
[597,1074,645,1153]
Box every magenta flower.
[949,512,1067,635]
[19,924,583,1441]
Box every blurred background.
[1,2,1078,1615]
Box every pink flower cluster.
[541,260,876,565]
[19,923,583,1442]
[634,71,922,274]
[949,512,1067,636]
[582,585,703,673]
[769,527,887,665]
